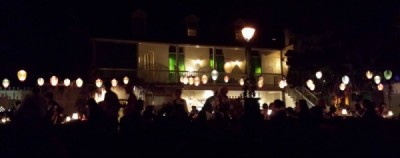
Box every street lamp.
[241,26,256,98]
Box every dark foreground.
[1,118,399,158]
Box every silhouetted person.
[310,99,326,121]
[297,99,310,120]
[362,99,380,120]
[120,99,144,137]
[14,86,48,127]
[103,81,121,132]
[189,105,199,120]
[142,105,156,122]
[44,92,63,125]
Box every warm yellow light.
[72,113,79,120]
[339,83,346,91]
[65,116,71,122]
[388,111,393,117]
[279,80,287,89]
[201,75,208,84]
[95,79,103,88]
[258,80,263,88]
[64,78,71,86]
[316,71,322,79]
[76,78,83,88]
[2,79,10,89]
[366,70,373,79]
[341,109,348,115]
[267,109,272,116]
[188,77,194,85]
[194,76,200,86]
[377,83,384,91]
[193,59,202,66]
[309,83,315,91]
[241,27,255,42]
[224,62,233,73]
[306,79,314,88]
[37,78,44,86]
[224,75,229,83]
[239,78,244,86]
[123,76,129,85]
[111,78,118,87]
[211,70,218,81]
[50,76,58,86]
[183,76,189,85]
[17,70,27,82]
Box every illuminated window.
[187,28,197,37]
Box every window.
[187,28,197,37]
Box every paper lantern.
[258,76,264,82]
[224,75,229,83]
[374,76,381,84]
[37,78,44,86]
[366,70,373,79]
[183,76,189,85]
[123,76,129,85]
[258,80,263,88]
[341,109,348,115]
[76,78,83,88]
[239,78,244,86]
[309,83,315,91]
[279,80,287,89]
[342,75,350,85]
[50,76,58,86]
[224,62,233,73]
[306,79,314,88]
[201,75,208,84]
[211,70,218,81]
[64,78,71,86]
[180,76,184,83]
[315,71,322,79]
[95,79,103,88]
[188,77,194,85]
[384,70,392,80]
[2,79,10,89]
[17,70,27,82]
[377,83,384,91]
[111,78,118,87]
[194,76,200,86]
[339,83,346,91]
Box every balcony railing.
[96,68,283,88]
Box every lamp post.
[241,27,256,98]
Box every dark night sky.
[1,0,400,81]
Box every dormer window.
[185,14,199,38]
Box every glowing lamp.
[65,116,71,122]
[241,27,255,42]
[267,109,272,116]
[374,76,381,84]
[211,70,218,81]
[342,75,350,85]
[384,70,392,80]
[76,78,83,88]
[2,78,10,89]
[224,75,229,83]
[306,79,314,88]
[279,80,287,89]
[50,76,58,86]
[111,78,118,87]
[95,79,103,88]
[188,77,194,85]
[366,70,373,79]
[239,78,244,86]
[315,71,322,79]
[339,83,346,91]
[388,111,393,117]
[123,76,129,85]
[37,78,44,86]
[341,109,348,115]
[17,70,27,82]
[377,83,384,91]
[224,62,233,73]
[309,83,315,91]
[72,113,79,120]
[64,78,71,86]
[180,76,184,83]
[258,80,264,88]
[201,75,208,84]
[194,76,200,86]
[183,76,189,85]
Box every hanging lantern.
[111,78,118,87]
[64,78,71,87]
[95,79,103,88]
[188,77,194,85]
[309,83,315,91]
[50,76,58,86]
[366,70,373,79]
[37,78,44,86]
[201,75,208,84]
[224,75,229,83]
[194,76,200,86]
[123,76,129,85]
[239,78,245,86]
[342,75,350,85]
[258,80,263,88]
[377,83,384,91]
[17,70,27,82]
[258,76,264,82]
[211,70,219,81]
[76,78,83,88]
[374,75,381,84]
[2,78,10,89]
[315,71,322,79]
[279,80,287,89]
[224,62,233,73]
[180,76,185,83]
[339,83,346,91]
[183,76,189,85]
[384,70,393,80]
[306,79,314,88]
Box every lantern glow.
[95,79,103,88]
[37,78,44,86]
[211,70,218,81]
[50,76,58,86]
[76,78,83,87]
[241,27,255,42]
[111,79,118,87]
[374,76,381,84]
[315,71,322,79]
[201,75,208,84]
[342,75,350,85]
[239,78,244,86]
[366,71,373,79]
[123,76,129,85]
[17,70,27,82]
[2,79,10,89]
[64,78,71,86]
[224,75,229,83]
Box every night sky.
[1,0,400,81]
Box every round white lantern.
[374,76,381,84]
[366,70,373,79]
[279,80,287,89]
[37,78,44,86]
[377,83,384,91]
[194,76,200,86]
[183,76,189,85]
[257,80,263,88]
[239,78,245,86]
[306,79,314,88]
[2,78,10,89]
[17,70,27,82]
[111,78,118,87]
[342,75,350,85]
[201,75,208,84]
[64,78,71,87]
[76,78,83,88]
[224,62,233,73]
[180,76,185,83]
[50,76,58,86]
[309,83,315,91]
[224,75,229,83]
[123,76,129,85]
[315,71,322,79]
[188,77,194,85]
[339,83,346,91]
[211,70,219,81]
